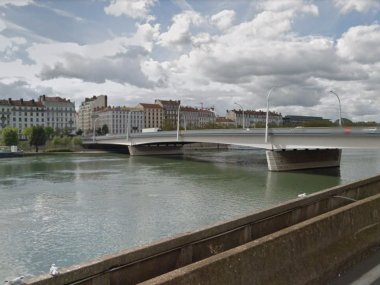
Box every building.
[282,115,325,126]
[76,95,107,134]
[180,106,216,129]
[226,109,283,127]
[39,95,76,132]
[155,99,180,130]
[94,106,144,135]
[136,103,163,129]
[0,98,46,133]
[215,117,235,127]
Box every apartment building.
[76,95,107,134]
[226,109,283,127]
[180,106,216,129]
[136,103,163,129]
[94,106,144,135]
[0,98,46,132]
[39,95,76,132]
[155,99,180,130]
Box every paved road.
[330,248,380,285]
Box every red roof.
[138,103,162,109]
[0,99,44,107]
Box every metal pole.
[329,90,342,127]
[176,103,181,141]
[265,87,275,143]
[126,111,131,141]
[234,102,245,129]
[92,117,98,143]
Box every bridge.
[83,127,380,171]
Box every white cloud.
[334,0,380,14]
[104,0,157,20]
[0,34,27,59]
[159,10,203,49]
[337,24,380,63]
[0,18,6,31]
[210,10,235,30]
[257,0,318,16]
[0,0,33,6]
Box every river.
[1,149,380,281]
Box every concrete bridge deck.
[25,174,380,285]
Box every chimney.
[20,98,24,103]
[8,98,11,104]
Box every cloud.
[159,10,203,49]
[0,80,52,100]
[337,24,380,64]
[38,47,157,88]
[0,34,27,60]
[0,0,33,6]
[334,0,380,14]
[257,0,318,16]
[104,0,157,20]
[210,10,235,30]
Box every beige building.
[39,95,76,132]
[76,95,107,134]
[136,103,163,129]
[94,106,144,135]
[155,99,180,130]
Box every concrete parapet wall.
[25,175,380,285]
[142,193,380,285]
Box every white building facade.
[76,95,107,134]
[226,109,283,127]
[94,107,144,135]
[39,95,76,132]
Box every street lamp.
[234,102,245,129]
[126,111,131,141]
[0,114,6,128]
[329,90,342,127]
[68,119,73,134]
[265,87,276,143]
[176,102,181,141]
[92,115,99,143]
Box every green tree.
[2,127,19,146]
[44,127,55,140]
[30,126,47,152]
[101,124,109,135]
[76,129,83,136]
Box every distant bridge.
[83,127,380,171]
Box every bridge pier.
[266,149,342,171]
[128,144,184,156]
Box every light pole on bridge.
[176,101,181,141]
[265,87,276,143]
[234,102,245,129]
[329,90,342,127]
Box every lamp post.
[329,90,342,127]
[234,102,245,129]
[126,111,131,142]
[0,114,6,128]
[92,115,99,143]
[176,102,181,141]
[68,119,73,135]
[265,87,275,143]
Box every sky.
[0,0,380,122]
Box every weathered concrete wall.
[142,193,380,285]
[25,175,380,285]
[266,149,342,171]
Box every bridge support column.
[266,149,342,171]
[128,144,184,156]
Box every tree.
[76,129,83,136]
[2,127,19,146]
[101,124,109,135]
[44,127,55,140]
[29,126,47,152]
